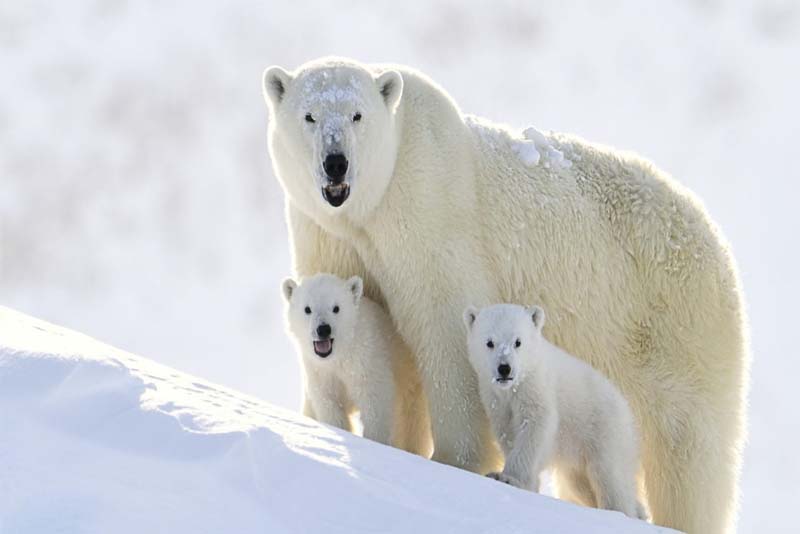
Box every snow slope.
[0,307,674,534]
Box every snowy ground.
[0,307,674,533]
[1,2,798,532]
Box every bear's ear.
[281,278,298,302]
[263,66,292,109]
[463,305,479,332]
[347,276,364,303]
[375,70,403,113]
[527,305,546,332]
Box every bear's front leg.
[383,259,502,473]
[418,331,500,473]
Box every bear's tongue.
[314,339,332,354]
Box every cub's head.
[463,304,546,390]
[282,273,364,362]
[263,57,403,220]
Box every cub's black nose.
[316,323,332,339]
[323,153,348,182]
[498,363,512,378]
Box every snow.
[514,140,541,166]
[0,306,675,534]
[514,126,572,169]
[301,72,366,108]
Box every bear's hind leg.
[642,405,741,534]
[639,302,746,534]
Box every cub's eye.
[304,306,312,315]
[352,112,362,122]
[305,113,315,123]
[333,305,340,314]
[487,340,494,349]
[515,339,521,348]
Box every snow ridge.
[0,307,675,534]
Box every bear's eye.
[304,113,315,123]
[515,339,521,348]
[304,306,311,315]
[333,305,340,314]
[487,340,494,349]
[352,112,362,122]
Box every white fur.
[264,57,749,534]
[465,304,647,520]
[282,273,431,456]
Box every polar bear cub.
[463,303,646,519]
[282,273,431,456]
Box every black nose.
[498,364,511,378]
[316,323,331,339]
[323,153,348,182]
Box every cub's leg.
[301,392,316,420]
[553,467,598,508]
[351,360,395,446]
[309,374,352,432]
[487,409,557,491]
[586,454,641,518]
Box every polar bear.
[262,57,748,534]
[282,273,431,455]
[464,303,647,520]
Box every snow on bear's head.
[463,304,546,390]
[263,57,403,220]
[282,273,364,362]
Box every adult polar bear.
[262,57,748,534]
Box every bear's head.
[263,58,403,220]
[282,273,364,362]
[463,303,546,390]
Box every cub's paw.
[486,472,521,488]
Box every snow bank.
[0,307,675,534]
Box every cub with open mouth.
[281,273,432,456]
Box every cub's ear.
[347,276,364,303]
[375,70,403,113]
[281,278,298,302]
[527,305,546,331]
[263,66,292,109]
[463,305,479,332]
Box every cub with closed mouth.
[463,303,647,520]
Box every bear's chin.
[321,183,350,208]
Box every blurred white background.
[1,1,798,531]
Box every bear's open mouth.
[321,182,350,207]
[493,377,514,387]
[313,339,334,358]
